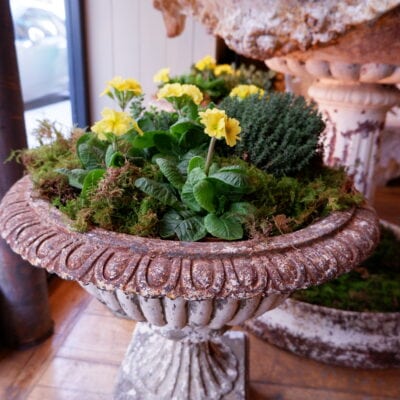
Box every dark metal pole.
[0,0,53,348]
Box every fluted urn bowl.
[0,176,379,399]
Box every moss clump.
[60,162,164,236]
[11,121,81,203]
[218,92,325,177]
[242,164,363,237]
[293,226,400,312]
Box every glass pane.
[10,0,72,148]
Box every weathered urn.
[0,176,379,399]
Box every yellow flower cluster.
[199,108,241,147]
[229,84,265,99]
[194,55,234,76]
[195,55,216,71]
[157,83,204,105]
[91,108,143,139]
[153,68,170,83]
[214,64,234,76]
[100,76,142,96]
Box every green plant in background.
[293,225,400,312]
[153,55,276,103]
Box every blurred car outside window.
[10,0,69,106]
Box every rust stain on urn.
[0,176,380,301]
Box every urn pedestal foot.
[114,323,247,400]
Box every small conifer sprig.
[219,92,325,177]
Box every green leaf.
[131,131,156,149]
[181,182,202,212]
[160,209,206,241]
[209,168,251,193]
[178,125,207,149]
[105,146,125,168]
[135,177,179,207]
[56,168,88,189]
[81,169,105,198]
[188,156,205,173]
[170,119,196,135]
[208,162,220,175]
[204,214,243,240]
[153,132,180,155]
[77,133,108,170]
[187,167,206,185]
[177,147,207,174]
[175,215,206,242]
[155,158,185,190]
[137,115,156,131]
[181,100,199,120]
[159,209,182,238]
[193,179,216,213]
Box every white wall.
[84,0,216,121]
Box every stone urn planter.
[245,298,400,370]
[245,221,400,370]
[0,176,379,399]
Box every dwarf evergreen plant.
[218,92,325,177]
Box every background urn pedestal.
[308,79,400,201]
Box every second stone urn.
[0,177,379,399]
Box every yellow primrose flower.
[199,108,241,147]
[91,108,135,139]
[157,83,182,99]
[214,64,234,76]
[195,55,216,71]
[199,108,227,139]
[101,76,142,96]
[229,84,265,99]
[224,117,241,147]
[157,83,203,105]
[153,68,170,83]
[181,84,203,105]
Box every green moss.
[59,162,164,236]
[241,165,363,237]
[11,122,81,202]
[293,226,400,312]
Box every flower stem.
[205,137,217,175]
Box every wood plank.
[34,357,117,395]
[57,313,134,365]
[84,296,115,317]
[0,279,91,400]
[248,334,400,399]
[48,279,92,336]
[28,386,109,400]
[249,382,400,400]
[374,186,400,225]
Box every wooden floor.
[0,186,399,400]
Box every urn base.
[114,323,248,400]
